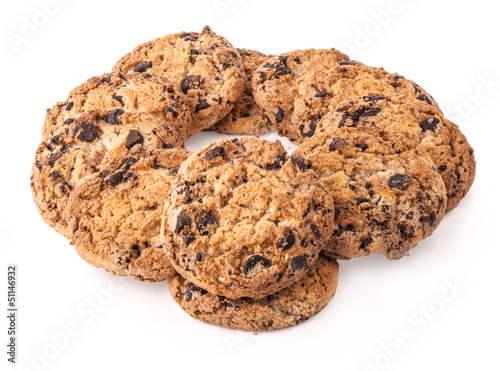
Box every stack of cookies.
[31,26,476,331]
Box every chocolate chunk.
[75,123,100,142]
[290,156,308,171]
[275,108,284,123]
[162,142,173,149]
[314,91,330,98]
[290,255,309,272]
[109,171,124,187]
[236,48,250,57]
[133,60,153,73]
[363,96,386,103]
[65,102,74,111]
[243,255,271,276]
[329,136,348,151]
[266,153,286,170]
[48,152,63,167]
[355,143,368,151]
[125,130,144,149]
[195,253,203,262]
[105,108,124,125]
[417,94,433,105]
[181,232,196,245]
[175,211,191,233]
[166,106,179,118]
[49,171,61,178]
[195,99,210,113]
[438,164,447,172]
[275,65,292,76]
[195,210,216,235]
[180,75,202,94]
[185,289,193,302]
[420,117,440,133]
[310,224,321,239]
[302,121,317,138]
[123,157,138,170]
[203,146,224,160]
[420,212,437,226]
[388,174,413,191]
[360,235,372,250]
[63,118,74,126]
[112,95,124,105]
[360,107,382,118]
[339,60,358,65]
[276,228,295,250]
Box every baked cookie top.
[67,149,190,282]
[253,58,439,144]
[207,48,274,136]
[292,127,447,260]
[42,72,191,140]
[168,254,339,331]
[163,137,336,299]
[112,26,246,136]
[31,109,178,238]
[316,95,476,212]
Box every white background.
[1,0,498,370]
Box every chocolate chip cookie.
[42,72,191,141]
[207,48,274,136]
[31,109,179,238]
[67,150,190,282]
[112,26,246,136]
[316,95,476,212]
[168,254,339,331]
[292,127,447,260]
[162,137,336,299]
[253,58,440,144]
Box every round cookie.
[316,95,475,212]
[112,26,246,136]
[42,72,191,140]
[168,254,339,331]
[206,49,274,136]
[163,137,336,299]
[292,127,447,260]
[253,58,440,144]
[31,109,180,238]
[67,150,190,282]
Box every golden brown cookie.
[67,150,190,282]
[162,137,336,299]
[112,26,246,137]
[316,95,475,212]
[31,109,179,238]
[168,255,339,331]
[253,59,441,144]
[292,127,447,260]
[42,72,191,140]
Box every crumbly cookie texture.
[31,109,178,238]
[292,127,447,260]
[67,150,190,282]
[253,58,440,144]
[206,48,274,136]
[316,96,475,212]
[168,254,339,331]
[163,137,336,299]
[42,72,191,140]
[112,26,246,136]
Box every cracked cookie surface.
[31,109,179,238]
[316,95,475,212]
[168,254,339,331]
[42,72,191,140]
[112,26,246,136]
[163,137,336,299]
[292,127,447,260]
[67,150,190,282]
[207,48,274,136]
